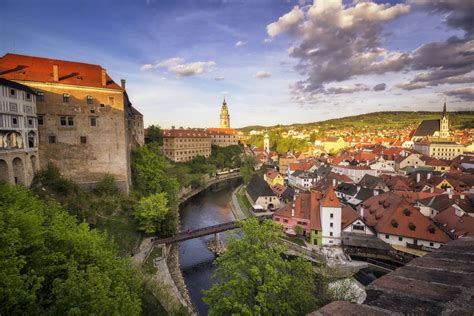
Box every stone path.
[230,185,249,220]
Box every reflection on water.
[179,180,240,315]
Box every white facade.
[342,219,374,235]
[377,233,442,249]
[0,81,39,185]
[320,206,342,246]
[331,165,380,182]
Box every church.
[411,102,450,142]
[206,99,239,147]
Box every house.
[394,153,426,172]
[414,141,464,160]
[271,183,295,203]
[264,169,284,186]
[336,183,383,206]
[331,164,381,183]
[323,137,346,154]
[433,205,474,238]
[341,205,374,235]
[359,193,451,249]
[417,193,472,218]
[358,174,390,192]
[288,170,318,190]
[278,151,305,175]
[273,187,343,246]
[162,128,211,162]
[246,174,281,210]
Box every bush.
[94,174,119,196]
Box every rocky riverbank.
[167,243,195,314]
[206,238,227,255]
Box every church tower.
[219,99,230,129]
[440,101,449,139]
[264,132,270,153]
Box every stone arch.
[12,157,25,184]
[30,155,38,173]
[0,159,9,182]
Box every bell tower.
[264,132,270,153]
[219,99,230,129]
[440,101,449,139]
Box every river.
[178,178,241,316]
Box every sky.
[0,0,473,128]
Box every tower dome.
[220,98,230,128]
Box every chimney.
[416,173,420,183]
[460,194,465,200]
[291,205,295,217]
[357,185,361,192]
[427,173,432,180]
[332,178,336,187]
[430,187,434,193]
[448,193,453,199]
[374,190,379,196]
[121,79,126,89]
[53,64,59,82]
[101,69,107,86]
[360,206,364,218]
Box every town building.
[246,173,281,210]
[278,151,305,175]
[219,98,230,129]
[273,187,344,246]
[414,140,464,160]
[207,99,238,147]
[359,193,451,249]
[162,128,211,162]
[264,169,284,186]
[0,78,39,185]
[411,102,450,141]
[0,53,140,191]
[323,136,346,154]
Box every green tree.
[240,155,256,184]
[134,192,175,235]
[0,182,141,315]
[94,174,119,196]
[203,218,316,315]
[146,124,163,145]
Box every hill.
[238,111,474,132]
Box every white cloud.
[235,40,247,48]
[140,57,216,77]
[255,71,272,79]
[266,6,304,37]
[214,76,225,81]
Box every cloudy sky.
[1,0,473,128]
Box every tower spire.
[442,98,447,117]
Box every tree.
[134,192,175,235]
[146,124,163,145]
[240,155,256,184]
[203,218,317,315]
[0,182,141,315]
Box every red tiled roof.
[207,128,237,135]
[163,128,210,138]
[320,186,341,208]
[434,206,474,237]
[361,193,451,243]
[266,169,280,180]
[341,205,360,229]
[273,191,322,231]
[289,160,315,172]
[0,53,122,90]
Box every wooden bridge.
[151,221,240,245]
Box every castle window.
[67,117,74,126]
[26,93,32,101]
[90,117,97,126]
[108,96,114,105]
[37,92,44,101]
[330,222,333,228]
[9,89,16,97]
[63,93,70,103]
[38,115,44,125]
[87,95,93,105]
[60,116,74,126]
[329,232,333,237]
[60,117,67,126]
[28,118,33,127]
[330,213,333,218]
[49,135,56,144]
[80,136,87,144]
[12,117,18,126]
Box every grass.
[143,246,163,274]
[236,186,252,217]
[96,214,142,257]
[282,235,307,247]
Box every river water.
[179,179,241,316]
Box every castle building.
[0,78,39,185]
[219,98,230,129]
[412,102,450,142]
[162,128,211,162]
[0,53,143,192]
[207,99,238,147]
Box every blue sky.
[1,0,472,128]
